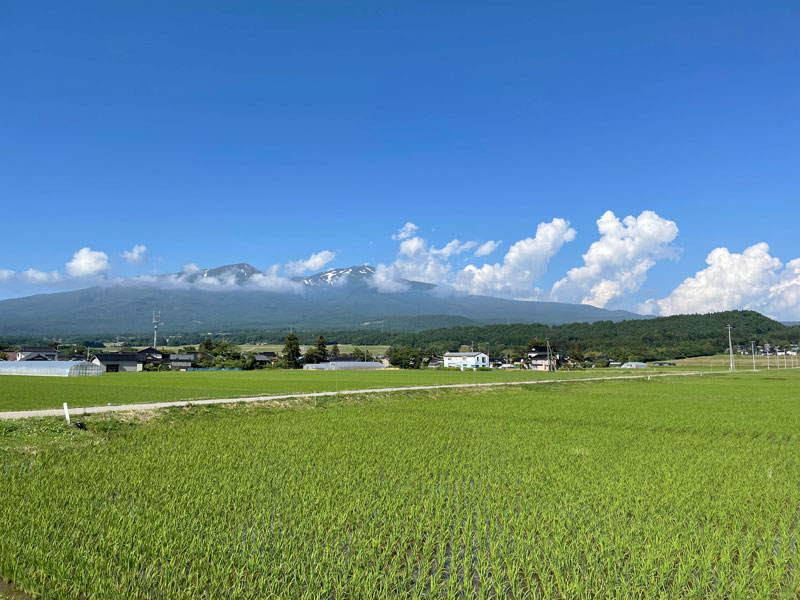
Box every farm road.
[0,371,717,420]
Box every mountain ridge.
[0,263,648,335]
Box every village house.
[137,347,165,367]
[13,346,60,361]
[253,352,277,367]
[92,353,142,373]
[526,347,559,371]
[169,353,195,371]
[443,352,489,369]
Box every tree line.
[3,311,798,364]
[280,311,800,363]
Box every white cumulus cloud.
[454,219,576,298]
[66,247,111,277]
[250,265,304,293]
[23,268,64,284]
[0,269,14,282]
[370,263,411,293]
[285,250,336,275]
[372,221,576,296]
[370,229,478,292]
[550,210,679,307]
[474,240,501,257]
[640,242,800,320]
[430,239,476,259]
[121,244,148,265]
[392,235,453,283]
[392,222,419,241]
[767,258,800,319]
[182,263,202,275]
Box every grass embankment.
[0,367,685,412]
[2,372,800,598]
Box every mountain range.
[0,263,646,336]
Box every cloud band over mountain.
[2,211,800,320]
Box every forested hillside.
[268,310,799,361]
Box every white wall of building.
[443,353,489,369]
[91,358,142,372]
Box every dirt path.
[0,371,721,420]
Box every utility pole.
[546,338,552,372]
[152,311,162,349]
[726,325,735,372]
[751,341,756,372]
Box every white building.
[620,361,648,369]
[443,352,489,369]
[92,353,142,373]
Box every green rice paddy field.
[2,371,800,598]
[0,367,677,412]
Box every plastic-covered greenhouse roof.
[0,361,103,377]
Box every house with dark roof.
[92,353,142,373]
[427,356,444,368]
[16,347,59,361]
[137,347,164,366]
[526,347,560,371]
[253,353,277,367]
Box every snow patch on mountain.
[293,265,377,286]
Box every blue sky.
[2,1,799,318]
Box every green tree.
[0,350,7,361]
[387,346,426,369]
[242,352,259,370]
[315,335,328,360]
[281,333,302,369]
[330,344,340,358]
[527,338,547,350]
[304,347,325,364]
[569,343,584,362]
[351,345,374,362]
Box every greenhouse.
[303,361,385,370]
[0,361,103,377]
